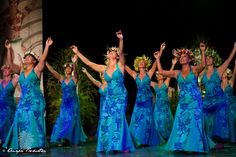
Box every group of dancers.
[0,30,236,154]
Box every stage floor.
[1,138,236,157]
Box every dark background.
[42,0,236,113]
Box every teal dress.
[95,85,108,137]
[50,78,87,144]
[96,64,135,152]
[224,83,236,143]
[165,68,215,152]
[153,83,173,141]
[129,73,164,146]
[202,68,229,140]
[0,80,16,144]
[3,69,46,149]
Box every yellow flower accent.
[133,55,152,71]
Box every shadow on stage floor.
[1,137,236,157]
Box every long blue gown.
[50,77,87,145]
[95,85,108,137]
[224,83,236,143]
[0,80,16,144]
[129,73,164,146]
[3,69,46,149]
[202,68,229,141]
[96,64,135,152]
[165,68,215,152]
[153,83,173,141]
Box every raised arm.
[82,67,101,88]
[45,62,63,82]
[229,60,236,87]
[71,45,106,73]
[5,40,21,74]
[125,65,137,79]
[156,51,178,79]
[193,42,206,74]
[165,57,177,86]
[117,30,125,66]
[71,54,78,83]
[147,60,157,79]
[35,37,53,75]
[218,42,236,76]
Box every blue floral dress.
[202,68,229,140]
[95,85,108,137]
[0,80,16,144]
[165,68,215,152]
[129,73,164,146]
[3,69,46,149]
[224,83,236,143]
[50,77,87,145]
[153,83,173,141]
[96,64,135,152]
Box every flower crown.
[133,55,152,71]
[23,51,40,61]
[172,48,194,61]
[63,62,73,68]
[107,46,120,55]
[192,47,222,66]
[1,64,10,71]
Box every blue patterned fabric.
[96,64,135,152]
[50,77,87,145]
[224,83,236,143]
[3,69,46,149]
[202,68,229,140]
[129,73,164,146]
[95,85,108,137]
[0,80,16,144]
[153,83,173,141]
[165,68,215,152]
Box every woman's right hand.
[5,40,11,49]
[70,45,78,53]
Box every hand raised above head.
[46,37,53,46]
[71,54,78,63]
[199,42,206,52]
[160,42,166,51]
[70,45,78,53]
[81,67,87,73]
[5,40,11,49]
[116,30,123,39]
[172,57,178,65]
[154,51,160,59]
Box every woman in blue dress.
[0,41,18,145]
[156,43,215,153]
[221,61,236,143]
[46,55,87,146]
[150,57,177,142]
[3,37,53,150]
[82,67,108,137]
[0,65,18,145]
[200,42,236,144]
[125,43,166,147]
[71,30,135,153]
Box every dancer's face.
[24,55,37,65]
[179,54,189,65]
[107,51,118,60]
[64,66,72,75]
[138,60,146,69]
[2,66,11,77]
[206,56,214,66]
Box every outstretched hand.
[5,40,11,49]
[160,42,166,51]
[172,57,178,65]
[71,54,78,63]
[116,30,123,39]
[199,42,206,52]
[46,37,53,46]
[81,67,87,73]
[70,45,78,53]
[154,51,161,59]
